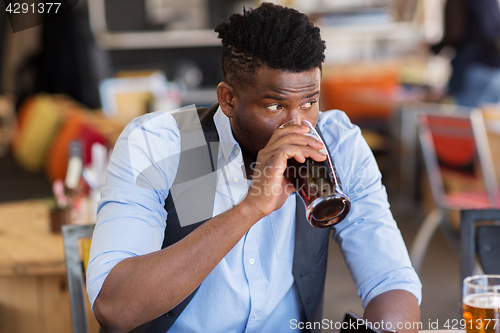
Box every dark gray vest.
[133,103,331,333]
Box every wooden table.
[0,199,97,333]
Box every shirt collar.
[213,106,241,165]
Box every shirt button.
[233,177,239,183]
[165,311,173,318]
[234,147,240,155]
[249,258,255,265]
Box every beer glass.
[463,274,500,333]
[280,119,351,228]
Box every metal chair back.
[410,106,499,272]
[62,224,96,333]
[460,208,500,283]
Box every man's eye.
[267,104,282,111]
[301,100,317,109]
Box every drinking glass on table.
[279,119,350,228]
[463,275,500,333]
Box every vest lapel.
[293,194,331,328]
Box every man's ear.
[217,82,236,118]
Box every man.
[87,3,421,332]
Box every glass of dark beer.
[463,275,500,333]
[280,119,350,228]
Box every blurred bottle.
[65,140,83,190]
[65,140,88,225]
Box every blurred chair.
[460,208,500,288]
[397,103,474,210]
[62,224,99,333]
[410,108,499,273]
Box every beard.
[239,142,258,162]
[231,125,260,163]
[229,114,273,164]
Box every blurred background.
[0,0,499,332]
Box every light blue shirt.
[87,106,421,332]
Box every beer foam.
[464,293,500,309]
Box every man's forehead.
[253,68,321,96]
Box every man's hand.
[242,122,326,219]
[363,290,421,333]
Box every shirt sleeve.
[319,110,422,309]
[86,111,181,307]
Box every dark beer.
[279,118,350,228]
[285,156,350,228]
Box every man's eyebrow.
[306,91,320,99]
[262,91,320,101]
[262,94,287,101]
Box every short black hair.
[214,2,326,88]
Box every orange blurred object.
[320,67,400,122]
[11,94,123,182]
[45,113,85,182]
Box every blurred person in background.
[432,0,500,107]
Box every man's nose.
[286,109,303,125]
